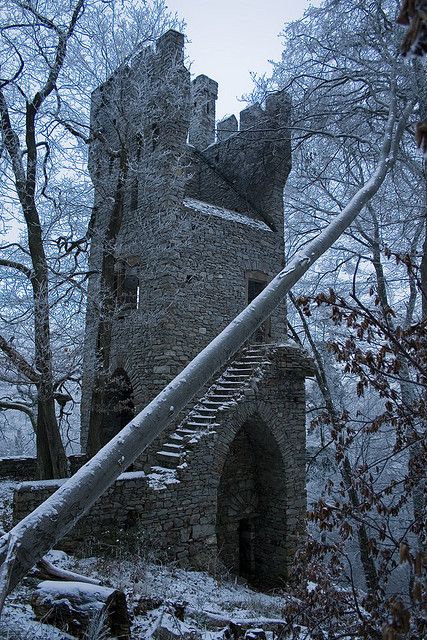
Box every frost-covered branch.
[0,334,39,384]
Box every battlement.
[88,27,291,225]
[186,88,291,232]
[188,74,218,149]
[155,29,185,62]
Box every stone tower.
[74,30,313,584]
[81,30,292,449]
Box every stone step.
[227,367,254,374]
[188,417,215,426]
[193,407,217,416]
[176,427,199,435]
[169,433,184,442]
[183,421,218,430]
[156,450,182,468]
[208,393,235,401]
[203,399,229,406]
[162,442,185,452]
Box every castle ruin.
[15,30,313,586]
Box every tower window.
[246,271,270,342]
[115,261,140,312]
[247,279,266,304]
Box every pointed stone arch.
[214,404,291,586]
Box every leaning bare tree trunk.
[0,93,412,603]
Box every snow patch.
[184,198,272,232]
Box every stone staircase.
[154,344,271,470]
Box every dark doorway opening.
[239,517,255,579]
[216,418,288,587]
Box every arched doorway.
[100,368,135,447]
[216,417,288,586]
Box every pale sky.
[166,0,312,119]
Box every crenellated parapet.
[185,89,291,233]
[88,29,191,217]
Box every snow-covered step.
[193,408,216,417]
[162,443,185,452]
[183,420,210,427]
[169,433,184,442]
[156,450,183,468]
[176,427,199,436]
[222,372,252,379]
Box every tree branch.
[0,400,36,432]
[0,335,40,384]
[0,258,33,279]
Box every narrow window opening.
[247,272,270,342]
[115,261,139,312]
[122,266,139,309]
[247,279,266,304]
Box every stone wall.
[0,455,87,480]
[15,346,312,586]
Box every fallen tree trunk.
[33,558,101,585]
[186,606,288,633]
[31,580,130,639]
[0,94,412,604]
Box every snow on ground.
[69,553,292,638]
[1,548,307,639]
